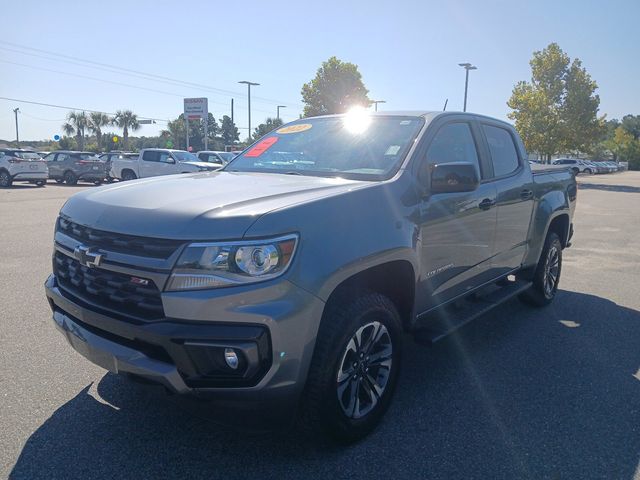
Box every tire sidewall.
[318,295,403,440]
[0,170,11,187]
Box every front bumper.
[45,274,325,413]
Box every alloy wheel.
[336,321,393,419]
[543,245,560,298]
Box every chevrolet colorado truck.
[45,111,576,442]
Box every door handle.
[520,189,534,200]
[479,198,496,210]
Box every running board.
[413,279,533,344]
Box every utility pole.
[458,63,477,112]
[238,80,259,139]
[231,98,234,125]
[277,105,286,120]
[371,100,386,112]
[13,108,20,147]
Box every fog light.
[224,348,239,370]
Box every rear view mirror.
[429,162,479,194]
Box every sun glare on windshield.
[342,106,372,134]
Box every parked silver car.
[0,148,48,187]
[552,158,595,175]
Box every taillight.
[75,160,92,165]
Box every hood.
[60,171,368,240]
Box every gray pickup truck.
[45,111,576,442]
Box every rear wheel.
[93,180,102,186]
[63,170,78,185]
[571,167,580,176]
[121,170,137,181]
[0,170,12,188]
[299,291,402,443]
[519,232,562,307]
[584,168,593,175]
[35,180,46,187]
[55,179,65,184]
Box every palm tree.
[88,112,111,150]
[113,110,140,150]
[63,111,89,150]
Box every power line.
[0,41,303,108]
[1,59,280,116]
[0,96,168,123]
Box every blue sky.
[1,0,638,142]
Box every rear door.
[416,118,498,311]
[479,122,534,276]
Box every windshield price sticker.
[276,124,313,134]
[245,136,279,157]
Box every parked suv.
[46,111,576,442]
[43,151,108,185]
[552,158,594,175]
[0,148,48,187]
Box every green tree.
[507,43,603,161]
[88,112,111,151]
[58,136,77,150]
[113,110,140,150]
[252,117,283,141]
[161,113,221,151]
[621,114,640,140]
[220,115,240,146]
[605,126,640,169]
[301,56,371,117]
[62,111,89,150]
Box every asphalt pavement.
[1,174,639,479]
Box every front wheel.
[64,170,78,185]
[584,168,593,175]
[121,170,137,181]
[519,232,562,307]
[35,180,46,187]
[299,292,402,443]
[0,170,13,188]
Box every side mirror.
[429,162,479,194]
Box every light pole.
[371,100,386,112]
[238,80,259,139]
[458,63,477,112]
[13,107,20,147]
[276,105,286,121]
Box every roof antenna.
[442,98,448,111]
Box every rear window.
[16,152,42,160]
[482,125,520,177]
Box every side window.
[142,151,159,162]
[482,125,520,177]
[423,123,480,180]
[158,152,172,163]
[57,153,69,162]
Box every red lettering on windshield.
[245,136,278,157]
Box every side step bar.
[413,279,533,344]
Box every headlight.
[166,234,298,291]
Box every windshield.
[173,151,199,162]
[218,152,235,162]
[226,114,424,180]
[78,153,100,160]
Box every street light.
[276,105,286,120]
[13,107,20,147]
[238,80,260,138]
[458,63,477,112]
[371,100,386,112]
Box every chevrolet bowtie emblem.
[74,245,103,268]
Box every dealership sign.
[184,97,208,120]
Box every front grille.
[57,217,183,259]
[54,251,164,320]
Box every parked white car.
[552,158,596,175]
[0,148,49,188]
[110,149,219,180]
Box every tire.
[35,180,46,187]
[63,170,78,185]
[584,168,592,175]
[93,180,102,186]
[0,169,12,188]
[55,179,65,184]
[121,170,137,181]
[571,167,579,176]
[299,291,403,443]
[519,232,562,307]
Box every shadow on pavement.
[10,290,640,479]
[579,182,640,193]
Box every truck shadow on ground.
[578,182,640,193]
[10,291,640,479]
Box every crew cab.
[0,149,49,187]
[45,111,576,442]
[110,148,219,180]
